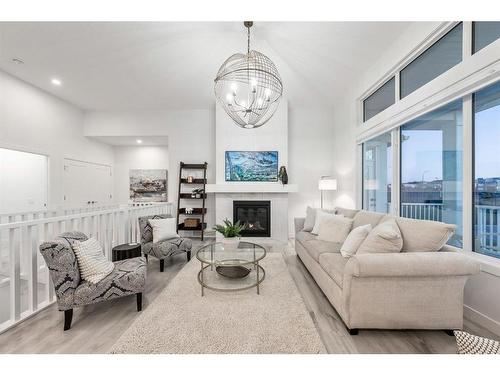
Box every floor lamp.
[318,176,337,209]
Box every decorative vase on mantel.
[278,166,288,185]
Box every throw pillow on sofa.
[318,215,353,243]
[395,216,456,252]
[340,224,372,258]
[303,206,317,232]
[312,210,341,235]
[357,218,403,254]
[72,237,114,284]
[148,218,179,243]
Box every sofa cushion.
[319,253,349,288]
[340,224,372,258]
[311,210,340,235]
[302,239,342,262]
[334,207,359,219]
[353,210,387,229]
[303,206,316,232]
[396,216,456,252]
[296,230,317,243]
[357,219,403,254]
[318,216,353,243]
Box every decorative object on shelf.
[214,21,283,129]
[225,151,278,181]
[189,188,204,198]
[318,176,338,209]
[278,166,288,185]
[185,207,194,215]
[184,218,201,228]
[129,169,167,202]
[213,218,246,241]
[186,175,194,183]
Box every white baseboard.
[464,304,500,337]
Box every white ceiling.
[0,22,416,110]
[91,136,169,146]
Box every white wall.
[288,107,338,226]
[113,146,169,204]
[0,70,114,209]
[0,148,48,213]
[83,109,216,227]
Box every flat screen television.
[225,151,278,182]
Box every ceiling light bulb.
[136,139,143,144]
[230,83,237,92]
[257,98,264,106]
[264,88,271,97]
[226,93,233,103]
[51,78,62,86]
[240,100,247,108]
[244,124,255,129]
[250,78,257,87]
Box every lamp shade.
[318,178,338,191]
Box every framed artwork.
[225,151,278,182]
[129,169,167,202]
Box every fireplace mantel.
[205,183,298,194]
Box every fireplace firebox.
[233,200,271,237]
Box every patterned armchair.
[39,232,146,331]
[138,214,192,272]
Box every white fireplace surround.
[212,100,294,242]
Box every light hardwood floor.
[0,238,497,354]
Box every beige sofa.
[295,207,480,335]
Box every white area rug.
[110,253,325,354]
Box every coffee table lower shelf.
[197,262,265,296]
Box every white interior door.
[0,148,48,214]
[63,159,112,208]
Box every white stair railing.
[0,202,173,333]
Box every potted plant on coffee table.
[213,218,246,244]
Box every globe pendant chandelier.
[214,21,283,129]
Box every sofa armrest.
[294,217,305,235]
[344,252,480,278]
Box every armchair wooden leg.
[136,293,143,312]
[187,250,191,262]
[444,330,455,336]
[64,309,73,331]
[144,253,148,262]
[160,259,165,272]
[348,329,359,335]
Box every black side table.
[112,243,142,262]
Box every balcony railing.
[0,202,173,333]
[400,202,443,221]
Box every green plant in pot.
[213,218,246,243]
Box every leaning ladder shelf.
[176,162,208,240]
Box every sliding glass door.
[473,81,500,258]
[362,132,392,213]
[400,100,463,247]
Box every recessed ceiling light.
[51,78,62,86]
[136,139,143,144]
[12,58,24,64]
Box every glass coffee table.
[196,241,266,296]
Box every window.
[473,21,500,53]
[400,100,463,247]
[400,23,463,98]
[363,77,395,122]
[473,81,500,258]
[362,132,392,213]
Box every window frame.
[399,22,463,99]
[362,76,396,122]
